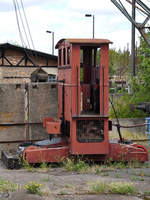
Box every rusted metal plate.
[56,38,113,48]
[46,121,61,134]
[107,142,148,162]
[23,146,69,163]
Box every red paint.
[107,142,148,162]
[23,145,69,163]
[23,38,148,164]
[46,121,61,134]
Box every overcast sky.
[0,0,150,55]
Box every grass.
[62,157,143,175]
[23,160,51,173]
[94,166,101,175]
[102,159,148,170]
[114,173,121,178]
[89,182,107,193]
[42,177,51,182]
[62,156,149,177]
[40,162,48,169]
[109,182,136,194]
[111,161,127,169]
[59,190,67,195]
[24,181,42,194]
[63,158,89,172]
[144,191,150,195]
[0,179,19,192]
[130,175,137,181]
[101,172,109,176]
[88,181,136,195]
[138,177,145,181]
[22,159,36,172]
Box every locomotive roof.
[55,38,113,48]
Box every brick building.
[0,43,58,83]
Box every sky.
[0,0,150,55]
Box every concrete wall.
[0,82,58,152]
[0,82,147,153]
[110,118,145,135]
[29,83,57,140]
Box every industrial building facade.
[0,43,58,83]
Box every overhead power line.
[20,0,35,50]
[13,0,35,50]
[12,0,39,66]
[14,0,31,49]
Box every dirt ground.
[0,157,150,200]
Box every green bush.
[109,182,136,194]
[25,181,42,194]
[0,179,18,192]
[89,182,107,193]
[109,31,150,119]
[88,181,136,194]
[63,158,89,172]
[109,93,147,118]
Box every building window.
[63,48,66,65]
[48,75,57,82]
[67,47,70,65]
[59,49,61,66]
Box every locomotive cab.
[55,38,112,155]
[22,38,148,164]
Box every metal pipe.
[109,97,123,143]
[85,14,95,38]
[113,123,150,128]
[102,66,104,116]
[46,30,54,55]
[0,122,42,126]
[77,66,79,116]
[52,32,54,55]
[0,139,46,144]
[93,15,95,39]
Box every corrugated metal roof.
[56,38,113,48]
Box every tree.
[109,31,150,118]
[109,48,130,77]
[130,31,150,95]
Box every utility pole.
[85,14,95,38]
[46,30,54,55]
[131,0,136,76]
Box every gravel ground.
[0,158,150,200]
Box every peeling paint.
[0,112,15,122]
[0,126,8,131]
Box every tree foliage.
[131,31,150,95]
[110,31,150,118]
[109,48,130,77]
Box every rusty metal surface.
[23,145,69,163]
[55,38,112,48]
[107,142,148,162]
